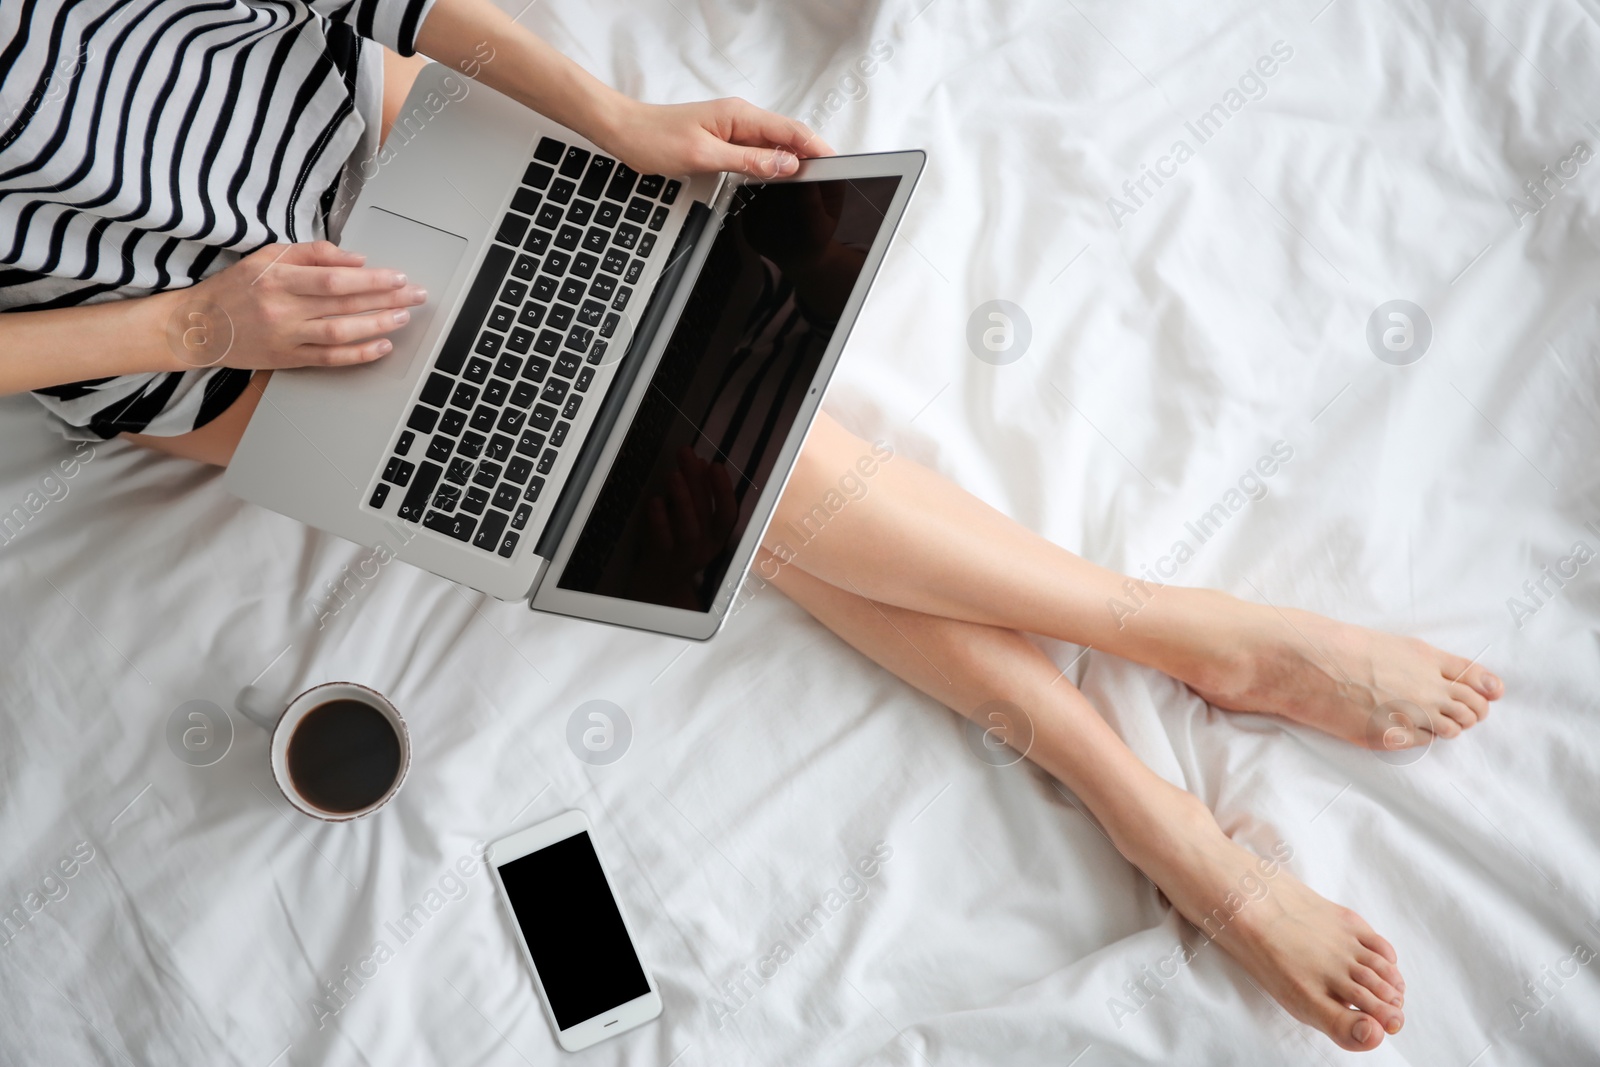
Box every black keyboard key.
[560,146,590,178]
[395,430,415,456]
[624,259,644,284]
[383,457,415,485]
[567,200,594,226]
[606,163,638,201]
[524,162,554,189]
[537,448,558,474]
[458,432,485,459]
[518,303,546,329]
[474,508,509,552]
[465,357,491,384]
[576,367,595,392]
[426,436,454,462]
[582,227,609,253]
[424,509,475,541]
[571,253,597,279]
[601,248,627,275]
[533,137,564,165]
[596,201,622,229]
[522,357,551,383]
[649,205,669,231]
[498,407,527,435]
[511,381,538,408]
[625,197,651,224]
[600,313,620,338]
[498,530,519,558]
[587,339,608,365]
[535,203,562,229]
[506,456,533,484]
[461,488,489,515]
[516,430,546,457]
[511,254,538,281]
[555,224,582,251]
[562,395,581,420]
[554,352,581,379]
[446,457,474,484]
[590,275,616,300]
[511,503,532,530]
[550,421,570,447]
[613,223,639,250]
[451,381,478,410]
[511,187,541,213]
[493,484,520,511]
[369,483,390,508]
[638,232,657,257]
[525,476,545,501]
[577,155,614,199]
[565,325,594,352]
[397,461,442,522]
[435,243,513,375]
[470,404,498,433]
[577,300,604,327]
[496,213,528,246]
[473,460,502,488]
[636,174,664,197]
[548,304,573,331]
[484,378,509,406]
[488,304,516,332]
[534,330,562,356]
[612,286,632,311]
[433,483,460,511]
[507,328,533,354]
[531,276,557,303]
[407,404,438,434]
[548,178,574,205]
[486,434,513,461]
[524,228,551,255]
[661,179,681,204]
[495,353,522,380]
[475,330,502,358]
[545,249,571,275]
[530,405,557,432]
[558,278,586,304]
[439,408,467,435]
[500,279,527,305]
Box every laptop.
[225,62,923,640]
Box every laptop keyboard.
[367,136,682,559]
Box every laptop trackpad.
[354,206,468,380]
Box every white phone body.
[486,810,662,1051]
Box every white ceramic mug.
[236,681,411,822]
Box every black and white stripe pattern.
[1,0,435,439]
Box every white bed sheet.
[4,0,1600,1064]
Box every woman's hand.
[166,241,428,370]
[596,98,834,179]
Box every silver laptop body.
[226,63,922,640]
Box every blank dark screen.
[556,175,903,611]
[497,832,651,1030]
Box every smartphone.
[486,810,663,1051]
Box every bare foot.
[1175,592,1502,749]
[1117,789,1407,1052]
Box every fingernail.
[1386,1016,1402,1034]
[392,308,410,325]
[408,286,428,303]
[390,272,407,287]
[1482,673,1502,696]
[1390,996,1403,1007]
[376,339,393,354]
[1352,1019,1375,1043]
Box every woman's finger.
[721,100,833,158]
[297,338,395,367]
[305,285,428,318]
[278,264,411,298]
[298,307,413,347]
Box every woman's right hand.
[165,241,428,370]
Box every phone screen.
[497,831,652,1029]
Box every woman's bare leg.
[766,555,1406,1052]
[763,412,1502,747]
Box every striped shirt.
[1,0,435,439]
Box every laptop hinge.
[532,200,715,560]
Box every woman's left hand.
[596,97,834,179]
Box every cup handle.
[234,685,283,732]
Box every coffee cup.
[235,682,411,821]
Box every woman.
[1,0,1503,1052]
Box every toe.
[1450,682,1489,721]
[1424,708,1462,738]
[1338,979,1405,1037]
[1358,949,1405,995]
[1338,1011,1387,1051]
[1444,655,1502,701]
[1351,961,1403,1008]
[1357,930,1399,967]
[1439,699,1479,730]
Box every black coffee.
[286,699,403,814]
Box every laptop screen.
[555,174,903,612]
